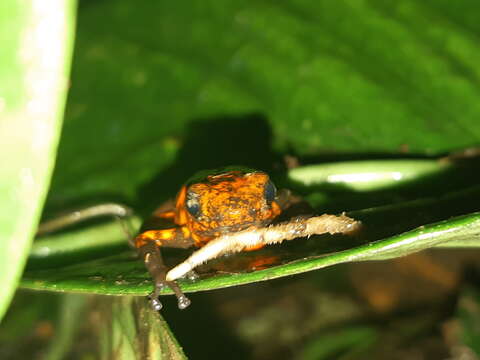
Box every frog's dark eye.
[185,191,201,217]
[264,180,277,203]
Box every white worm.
[166,214,361,281]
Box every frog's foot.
[139,242,191,311]
[148,281,191,311]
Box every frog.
[35,165,360,311]
[134,166,296,310]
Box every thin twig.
[37,203,132,235]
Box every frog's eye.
[185,191,201,217]
[264,180,277,204]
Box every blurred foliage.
[3,0,480,359]
[0,0,76,321]
[46,0,480,215]
[448,286,480,358]
[0,292,186,359]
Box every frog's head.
[175,169,281,244]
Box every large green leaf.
[21,182,480,295]
[0,0,76,321]
[0,292,186,359]
[44,0,480,214]
[24,1,480,298]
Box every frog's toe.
[148,293,163,311]
[177,294,191,309]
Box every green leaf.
[0,0,76,321]
[45,0,480,214]
[0,292,186,359]
[21,184,480,295]
[27,216,141,270]
[300,326,377,360]
[43,294,88,360]
[96,296,187,360]
[287,159,451,192]
[453,287,480,357]
[22,1,480,299]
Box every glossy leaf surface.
[23,0,480,298]
[0,0,76,321]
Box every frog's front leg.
[135,228,194,310]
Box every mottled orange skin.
[135,171,282,250]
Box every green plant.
[2,1,480,358]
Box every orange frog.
[134,166,293,310]
[37,166,359,310]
